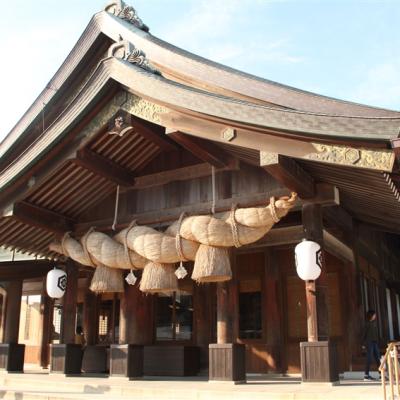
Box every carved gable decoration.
[108,39,161,75]
[104,0,149,32]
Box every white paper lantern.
[46,268,67,299]
[294,240,322,281]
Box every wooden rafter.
[2,202,73,236]
[74,148,135,187]
[260,152,315,198]
[130,115,178,152]
[167,131,236,168]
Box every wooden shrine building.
[0,0,400,381]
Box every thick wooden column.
[210,256,245,383]
[39,279,54,368]
[216,282,233,344]
[302,203,329,340]
[305,281,318,342]
[265,249,283,371]
[111,282,153,378]
[83,276,97,346]
[300,203,338,383]
[0,280,25,372]
[4,280,23,343]
[195,284,213,368]
[119,283,153,345]
[61,262,79,344]
[51,262,81,374]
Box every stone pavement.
[0,371,384,400]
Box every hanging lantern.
[294,240,322,281]
[46,267,67,299]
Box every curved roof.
[1,6,399,166]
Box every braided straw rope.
[229,204,242,248]
[269,197,280,223]
[175,212,187,264]
[81,228,97,267]
[124,220,137,269]
[61,232,71,257]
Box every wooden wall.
[80,163,282,223]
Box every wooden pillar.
[265,249,283,371]
[4,280,23,343]
[119,283,153,345]
[50,262,81,375]
[61,262,79,344]
[0,280,25,372]
[216,282,232,344]
[0,288,7,343]
[300,203,338,383]
[83,276,97,346]
[39,279,54,368]
[305,280,318,342]
[209,254,245,383]
[195,284,213,368]
[302,203,329,340]
[110,282,153,378]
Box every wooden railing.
[379,342,400,400]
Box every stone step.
[0,373,383,400]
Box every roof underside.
[0,4,399,258]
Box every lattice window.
[53,305,62,336]
[98,315,108,336]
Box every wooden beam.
[0,260,53,281]
[134,162,239,189]
[74,148,135,187]
[391,138,400,162]
[260,152,315,198]
[2,202,73,236]
[75,185,338,234]
[167,131,236,168]
[130,115,178,152]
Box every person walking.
[362,309,380,381]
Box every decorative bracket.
[104,0,149,32]
[107,111,133,136]
[108,39,161,75]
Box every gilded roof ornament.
[104,1,149,32]
[108,39,161,75]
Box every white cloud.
[350,59,400,110]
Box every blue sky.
[1,0,399,138]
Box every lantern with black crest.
[294,240,322,281]
[46,267,67,299]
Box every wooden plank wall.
[80,163,281,223]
